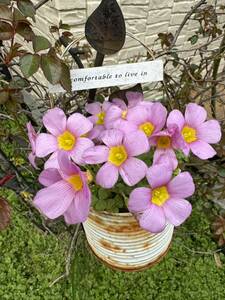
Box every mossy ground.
[1,188,225,300]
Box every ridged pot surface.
[83,209,174,272]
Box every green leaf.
[19,53,40,78]
[0,0,10,5]
[16,22,34,41]
[9,76,29,89]
[0,21,13,40]
[17,0,35,20]
[41,52,62,85]
[94,199,107,211]
[98,188,111,200]
[59,62,72,92]
[59,21,70,30]
[0,5,13,21]
[32,35,51,53]
[188,34,198,45]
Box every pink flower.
[27,122,38,169]
[167,103,221,159]
[104,91,143,128]
[150,124,185,170]
[128,164,195,233]
[85,101,112,139]
[34,151,91,224]
[122,102,168,138]
[83,129,149,188]
[35,108,94,166]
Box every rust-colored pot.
[83,209,174,272]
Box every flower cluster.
[27,91,221,233]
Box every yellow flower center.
[152,186,170,206]
[157,136,171,149]
[139,122,155,137]
[57,130,76,151]
[96,111,105,125]
[182,126,197,143]
[122,110,128,119]
[108,145,128,167]
[67,174,83,191]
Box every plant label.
[49,60,163,92]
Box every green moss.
[0,190,71,299]
[1,190,225,300]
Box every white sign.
[49,60,163,93]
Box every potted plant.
[27,89,221,271]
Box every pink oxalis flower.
[128,164,195,233]
[121,102,168,139]
[35,108,94,167]
[167,103,221,159]
[104,91,144,128]
[83,129,149,188]
[34,151,91,224]
[150,124,185,170]
[85,101,112,139]
[27,122,38,169]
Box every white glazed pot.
[83,209,174,272]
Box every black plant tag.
[85,0,126,55]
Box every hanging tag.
[49,60,163,93]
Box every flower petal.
[163,198,192,226]
[126,91,143,107]
[67,113,93,137]
[96,162,119,188]
[101,129,124,147]
[123,131,150,156]
[83,145,109,164]
[34,180,74,219]
[85,102,101,115]
[197,120,221,144]
[190,140,216,159]
[127,106,148,125]
[139,205,166,233]
[102,101,112,111]
[70,137,94,165]
[128,187,151,213]
[28,152,38,169]
[168,172,195,198]
[88,125,105,140]
[104,105,123,128]
[43,108,66,136]
[119,158,147,186]
[149,102,167,131]
[146,164,173,189]
[57,150,79,177]
[112,119,137,134]
[153,149,178,170]
[27,122,37,153]
[44,152,59,169]
[185,103,207,127]
[36,133,57,158]
[112,98,127,110]
[167,110,185,130]
[39,168,62,187]
[64,187,91,224]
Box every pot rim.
[90,208,132,217]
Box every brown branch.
[170,0,207,49]
[34,0,50,10]
[211,32,225,117]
